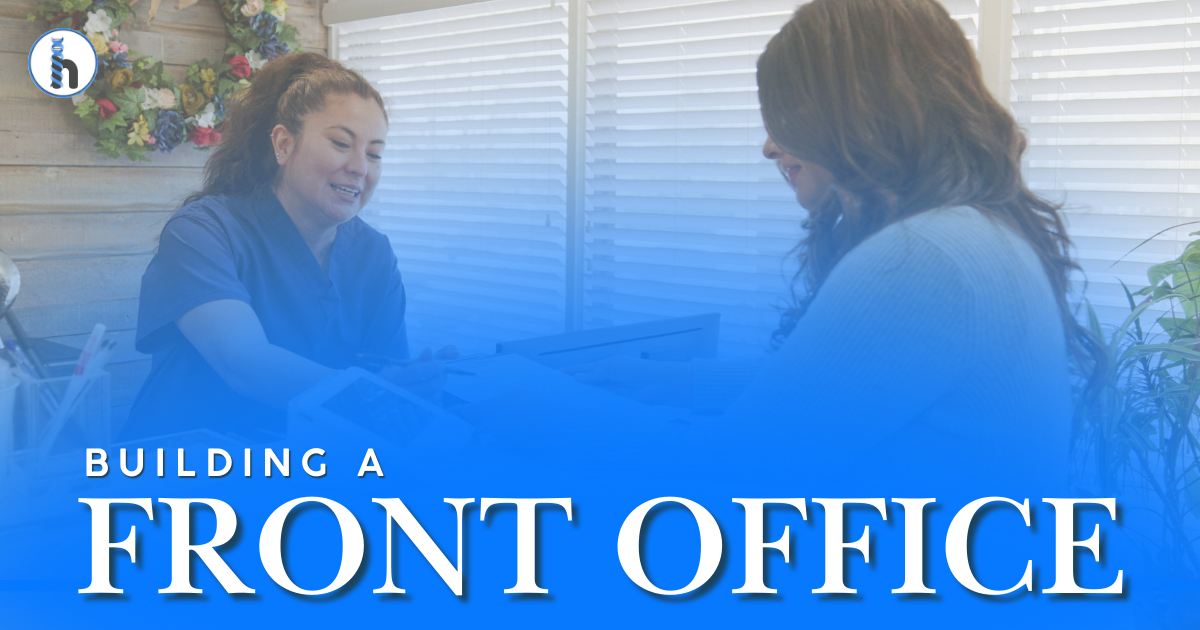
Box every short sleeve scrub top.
[122,187,409,441]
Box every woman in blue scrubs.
[123,53,444,440]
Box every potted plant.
[1074,232,1200,624]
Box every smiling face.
[271,93,388,233]
[762,134,835,211]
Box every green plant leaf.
[72,97,95,118]
[1128,343,1200,363]
[1158,317,1197,340]
[1109,293,1183,354]
[1187,470,1200,519]
[1149,260,1200,286]
[1086,300,1103,340]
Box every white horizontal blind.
[334,0,985,355]
[583,0,981,355]
[584,0,803,356]
[1011,0,1199,325]
[334,0,570,355]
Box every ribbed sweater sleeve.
[679,205,1072,486]
[699,209,977,452]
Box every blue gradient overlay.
[0,266,1156,627]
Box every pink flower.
[187,126,222,147]
[147,136,156,145]
[95,98,117,120]
[112,28,118,37]
[108,40,128,55]
[229,55,251,78]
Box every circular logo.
[27,28,99,99]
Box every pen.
[4,339,38,379]
[40,339,115,453]
[5,339,59,413]
[73,323,106,376]
[54,340,114,427]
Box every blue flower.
[250,13,278,37]
[258,35,288,61]
[152,110,186,153]
[210,94,227,121]
[112,52,131,69]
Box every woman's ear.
[270,124,294,165]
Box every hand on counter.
[378,348,446,403]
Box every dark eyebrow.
[328,125,386,146]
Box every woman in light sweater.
[570,0,1101,477]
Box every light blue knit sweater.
[690,205,1073,470]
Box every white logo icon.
[28,28,99,99]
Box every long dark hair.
[181,52,387,208]
[757,0,1105,389]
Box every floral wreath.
[29,0,299,160]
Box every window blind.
[583,0,980,355]
[1010,0,1199,325]
[333,0,570,355]
[333,0,983,355]
[584,0,804,356]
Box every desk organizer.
[12,370,111,457]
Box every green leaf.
[72,96,95,118]
[1132,285,1155,297]
[1109,293,1178,354]
[1148,260,1200,286]
[1186,469,1200,519]
[1158,317,1198,340]
[1181,239,1200,261]
[1128,343,1200,364]
[1086,300,1103,340]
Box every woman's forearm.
[176,299,338,410]
[220,343,337,410]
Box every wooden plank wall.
[0,0,327,432]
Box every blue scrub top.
[123,187,409,440]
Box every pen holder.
[0,375,17,481]
[12,370,111,458]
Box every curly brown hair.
[180,52,387,208]
[758,0,1105,390]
